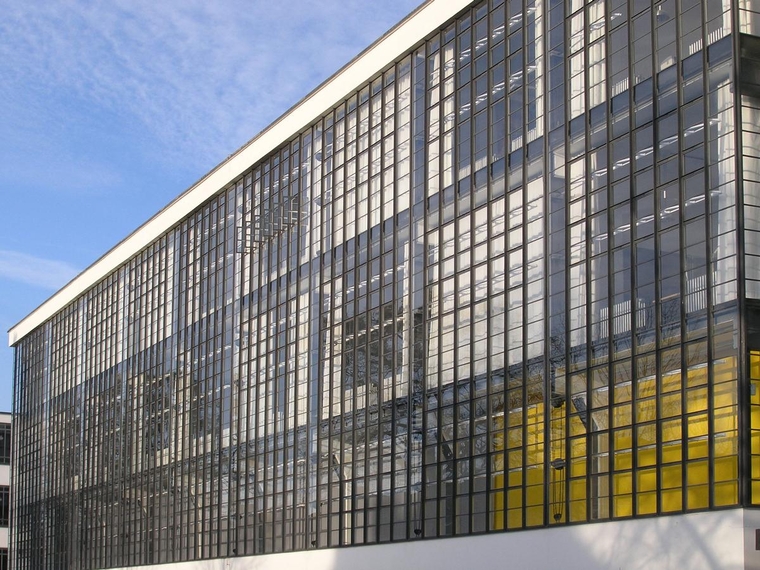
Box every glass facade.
[10,0,760,568]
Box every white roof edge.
[9,0,473,347]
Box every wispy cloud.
[0,250,79,290]
[0,0,420,170]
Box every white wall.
[112,509,750,570]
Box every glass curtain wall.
[11,0,749,569]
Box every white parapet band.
[106,510,754,570]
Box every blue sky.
[0,0,421,411]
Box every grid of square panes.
[751,350,760,503]
[11,325,46,568]
[741,34,760,299]
[10,0,748,569]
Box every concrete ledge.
[110,510,749,570]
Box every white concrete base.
[111,509,760,570]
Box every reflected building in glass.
[9,0,760,568]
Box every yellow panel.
[753,456,760,479]
[614,428,632,450]
[569,415,587,437]
[636,398,656,422]
[638,377,656,399]
[660,488,682,512]
[613,472,632,495]
[661,464,682,489]
[713,481,738,507]
[525,506,543,527]
[686,365,707,387]
[714,407,738,434]
[687,485,709,510]
[569,478,586,501]
[508,450,522,470]
[614,449,633,471]
[590,387,609,410]
[687,461,709,486]
[713,380,737,408]
[752,481,760,505]
[714,356,737,383]
[637,468,657,492]
[508,469,522,487]
[571,457,586,478]
[660,393,682,418]
[525,484,543,506]
[637,446,657,468]
[688,438,709,460]
[662,419,682,442]
[686,387,708,413]
[613,495,632,517]
[526,404,543,427]
[637,424,656,447]
[752,407,760,431]
[662,441,683,463]
[637,492,657,515]
[507,410,522,428]
[491,488,504,509]
[687,414,708,438]
[750,351,760,380]
[507,508,522,529]
[752,430,760,455]
[569,500,587,522]
[507,428,522,449]
[526,465,544,485]
[753,382,760,407]
[570,437,587,457]
[507,488,522,508]
[614,383,633,403]
[475,355,747,524]
[526,445,544,468]
[714,431,737,457]
[714,455,738,482]
[490,510,504,531]
[613,404,632,427]
[661,371,681,393]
